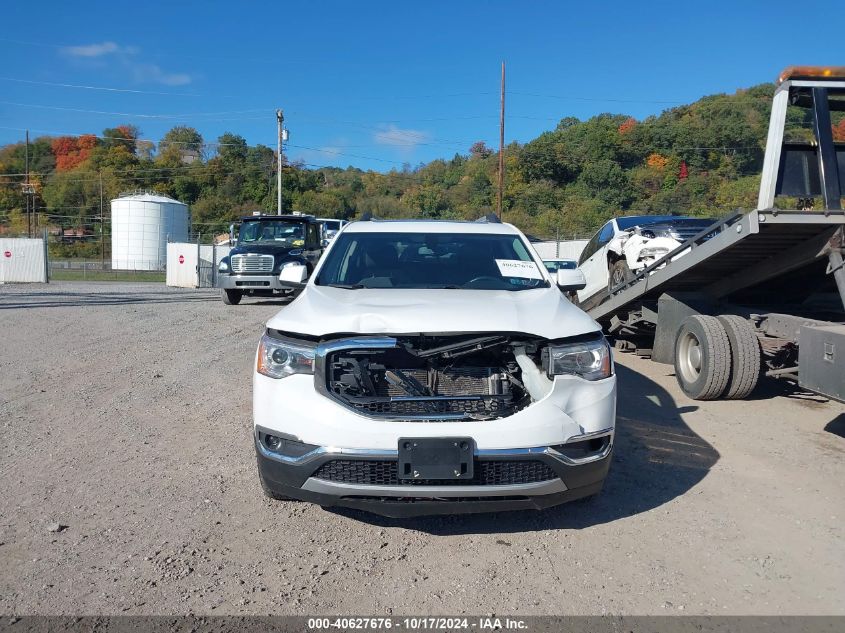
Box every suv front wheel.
[608,259,633,293]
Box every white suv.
[576,215,715,307]
[253,218,617,517]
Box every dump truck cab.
[217,214,324,305]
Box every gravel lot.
[1,282,843,616]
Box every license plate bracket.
[398,437,474,480]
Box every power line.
[0,125,276,148]
[508,90,686,105]
[0,76,206,98]
[0,101,273,119]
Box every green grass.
[50,269,166,282]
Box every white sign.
[495,259,544,280]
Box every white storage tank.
[111,192,189,270]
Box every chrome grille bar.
[231,254,274,273]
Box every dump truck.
[216,214,324,305]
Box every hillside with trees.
[1,81,842,257]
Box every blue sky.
[1,0,841,172]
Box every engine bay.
[324,334,547,420]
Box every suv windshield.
[315,231,548,290]
[239,220,305,244]
[543,260,576,273]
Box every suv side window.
[597,221,614,246]
[579,232,600,265]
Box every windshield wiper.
[323,283,365,289]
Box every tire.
[222,289,242,305]
[608,259,633,293]
[673,315,732,400]
[717,315,761,399]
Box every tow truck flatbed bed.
[590,209,845,326]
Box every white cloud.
[60,42,192,86]
[374,124,430,148]
[132,63,192,86]
[62,41,124,58]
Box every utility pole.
[497,62,506,220]
[25,130,30,237]
[99,171,105,269]
[276,109,284,215]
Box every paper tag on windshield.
[495,259,544,280]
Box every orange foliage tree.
[617,117,636,135]
[646,153,669,169]
[51,134,98,171]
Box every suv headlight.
[545,338,612,381]
[257,333,315,379]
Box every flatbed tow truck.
[586,66,845,402]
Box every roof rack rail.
[475,213,502,224]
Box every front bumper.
[218,273,289,290]
[255,426,613,517]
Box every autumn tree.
[469,141,493,158]
[52,134,98,171]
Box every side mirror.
[279,263,308,287]
[556,268,586,291]
[228,223,236,247]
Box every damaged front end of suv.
[252,221,617,517]
[612,216,717,273]
[317,333,609,421]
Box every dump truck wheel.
[717,315,761,399]
[222,289,242,305]
[674,315,732,400]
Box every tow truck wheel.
[222,289,243,305]
[717,315,761,399]
[608,259,633,293]
[673,315,732,400]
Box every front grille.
[347,395,513,418]
[669,227,701,242]
[668,224,717,243]
[231,254,274,273]
[312,459,558,486]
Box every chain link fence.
[48,260,166,282]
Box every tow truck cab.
[217,214,324,305]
